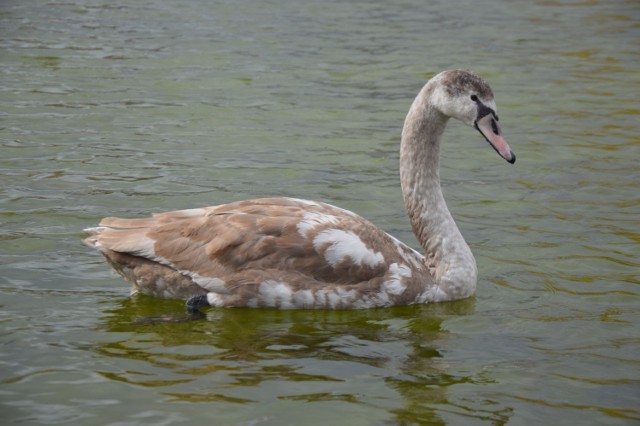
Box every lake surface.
[1,0,638,424]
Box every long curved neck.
[400,83,477,299]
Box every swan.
[84,69,515,310]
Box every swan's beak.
[474,114,516,164]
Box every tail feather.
[84,225,157,259]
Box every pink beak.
[475,114,516,164]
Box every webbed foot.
[186,294,211,313]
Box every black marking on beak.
[473,114,500,136]
[491,117,500,135]
[476,101,495,121]
[475,100,500,135]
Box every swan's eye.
[470,94,478,102]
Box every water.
[1,0,638,424]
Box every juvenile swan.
[84,70,515,310]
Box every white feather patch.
[383,263,411,296]
[313,229,384,268]
[296,212,340,237]
[259,280,294,309]
[292,289,315,308]
[287,198,320,207]
[206,292,224,307]
[83,226,106,235]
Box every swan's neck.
[400,84,477,299]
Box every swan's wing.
[85,198,407,293]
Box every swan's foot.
[186,294,211,313]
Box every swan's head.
[431,70,516,164]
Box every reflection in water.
[91,296,522,423]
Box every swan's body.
[84,70,515,310]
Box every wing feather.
[86,198,422,292]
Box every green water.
[1,0,638,424]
